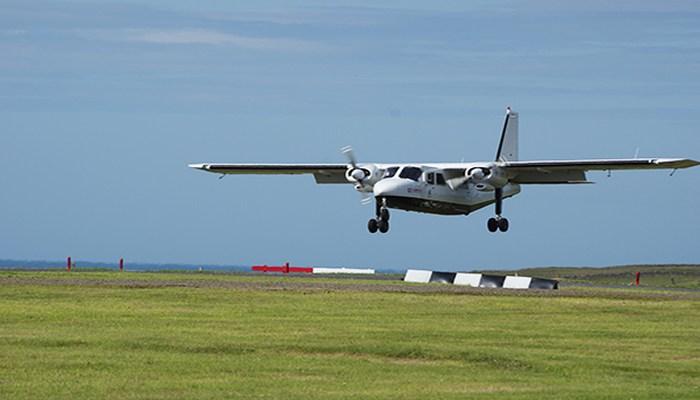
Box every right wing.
[189,163,349,184]
[502,158,700,184]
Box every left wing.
[502,158,699,184]
[189,163,349,184]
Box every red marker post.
[67,257,72,272]
[635,271,640,286]
[119,258,124,272]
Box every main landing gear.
[368,198,390,233]
[487,188,509,233]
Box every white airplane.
[190,108,698,234]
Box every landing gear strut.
[487,188,509,233]
[368,198,390,233]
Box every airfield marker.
[252,263,313,273]
[119,258,124,272]
[67,257,71,272]
[635,271,641,286]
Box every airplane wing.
[502,158,700,184]
[188,163,349,184]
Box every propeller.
[342,145,358,168]
[466,166,507,191]
[341,145,373,204]
[445,166,492,190]
[341,145,367,187]
[359,193,373,205]
[469,167,488,180]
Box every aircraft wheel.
[378,219,389,233]
[498,218,509,232]
[487,218,498,233]
[368,218,378,233]
[379,207,390,222]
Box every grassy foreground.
[1,272,699,399]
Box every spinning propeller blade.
[341,145,373,205]
[341,145,358,168]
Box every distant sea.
[0,259,248,273]
[0,259,398,273]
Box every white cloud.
[1,29,28,36]
[122,29,327,52]
[584,39,700,51]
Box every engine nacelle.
[466,165,508,191]
[346,164,380,192]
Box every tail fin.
[495,107,518,162]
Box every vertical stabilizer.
[496,107,518,162]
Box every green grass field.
[1,271,699,399]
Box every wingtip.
[653,158,700,169]
[673,159,700,168]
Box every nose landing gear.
[487,188,509,233]
[487,216,509,232]
[368,198,390,233]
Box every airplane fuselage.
[373,170,520,216]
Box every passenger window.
[399,166,422,181]
[436,173,446,185]
[383,167,399,178]
[426,173,435,185]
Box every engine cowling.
[466,165,508,191]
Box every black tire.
[378,219,389,233]
[487,218,498,232]
[498,218,509,232]
[368,218,378,233]
[379,208,390,222]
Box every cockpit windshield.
[398,166,422,181]
[383,166,399,178]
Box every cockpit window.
[383,167,399,178]
[399,166,422,181]
[436,173,446,185]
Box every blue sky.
[1,1,698,270]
